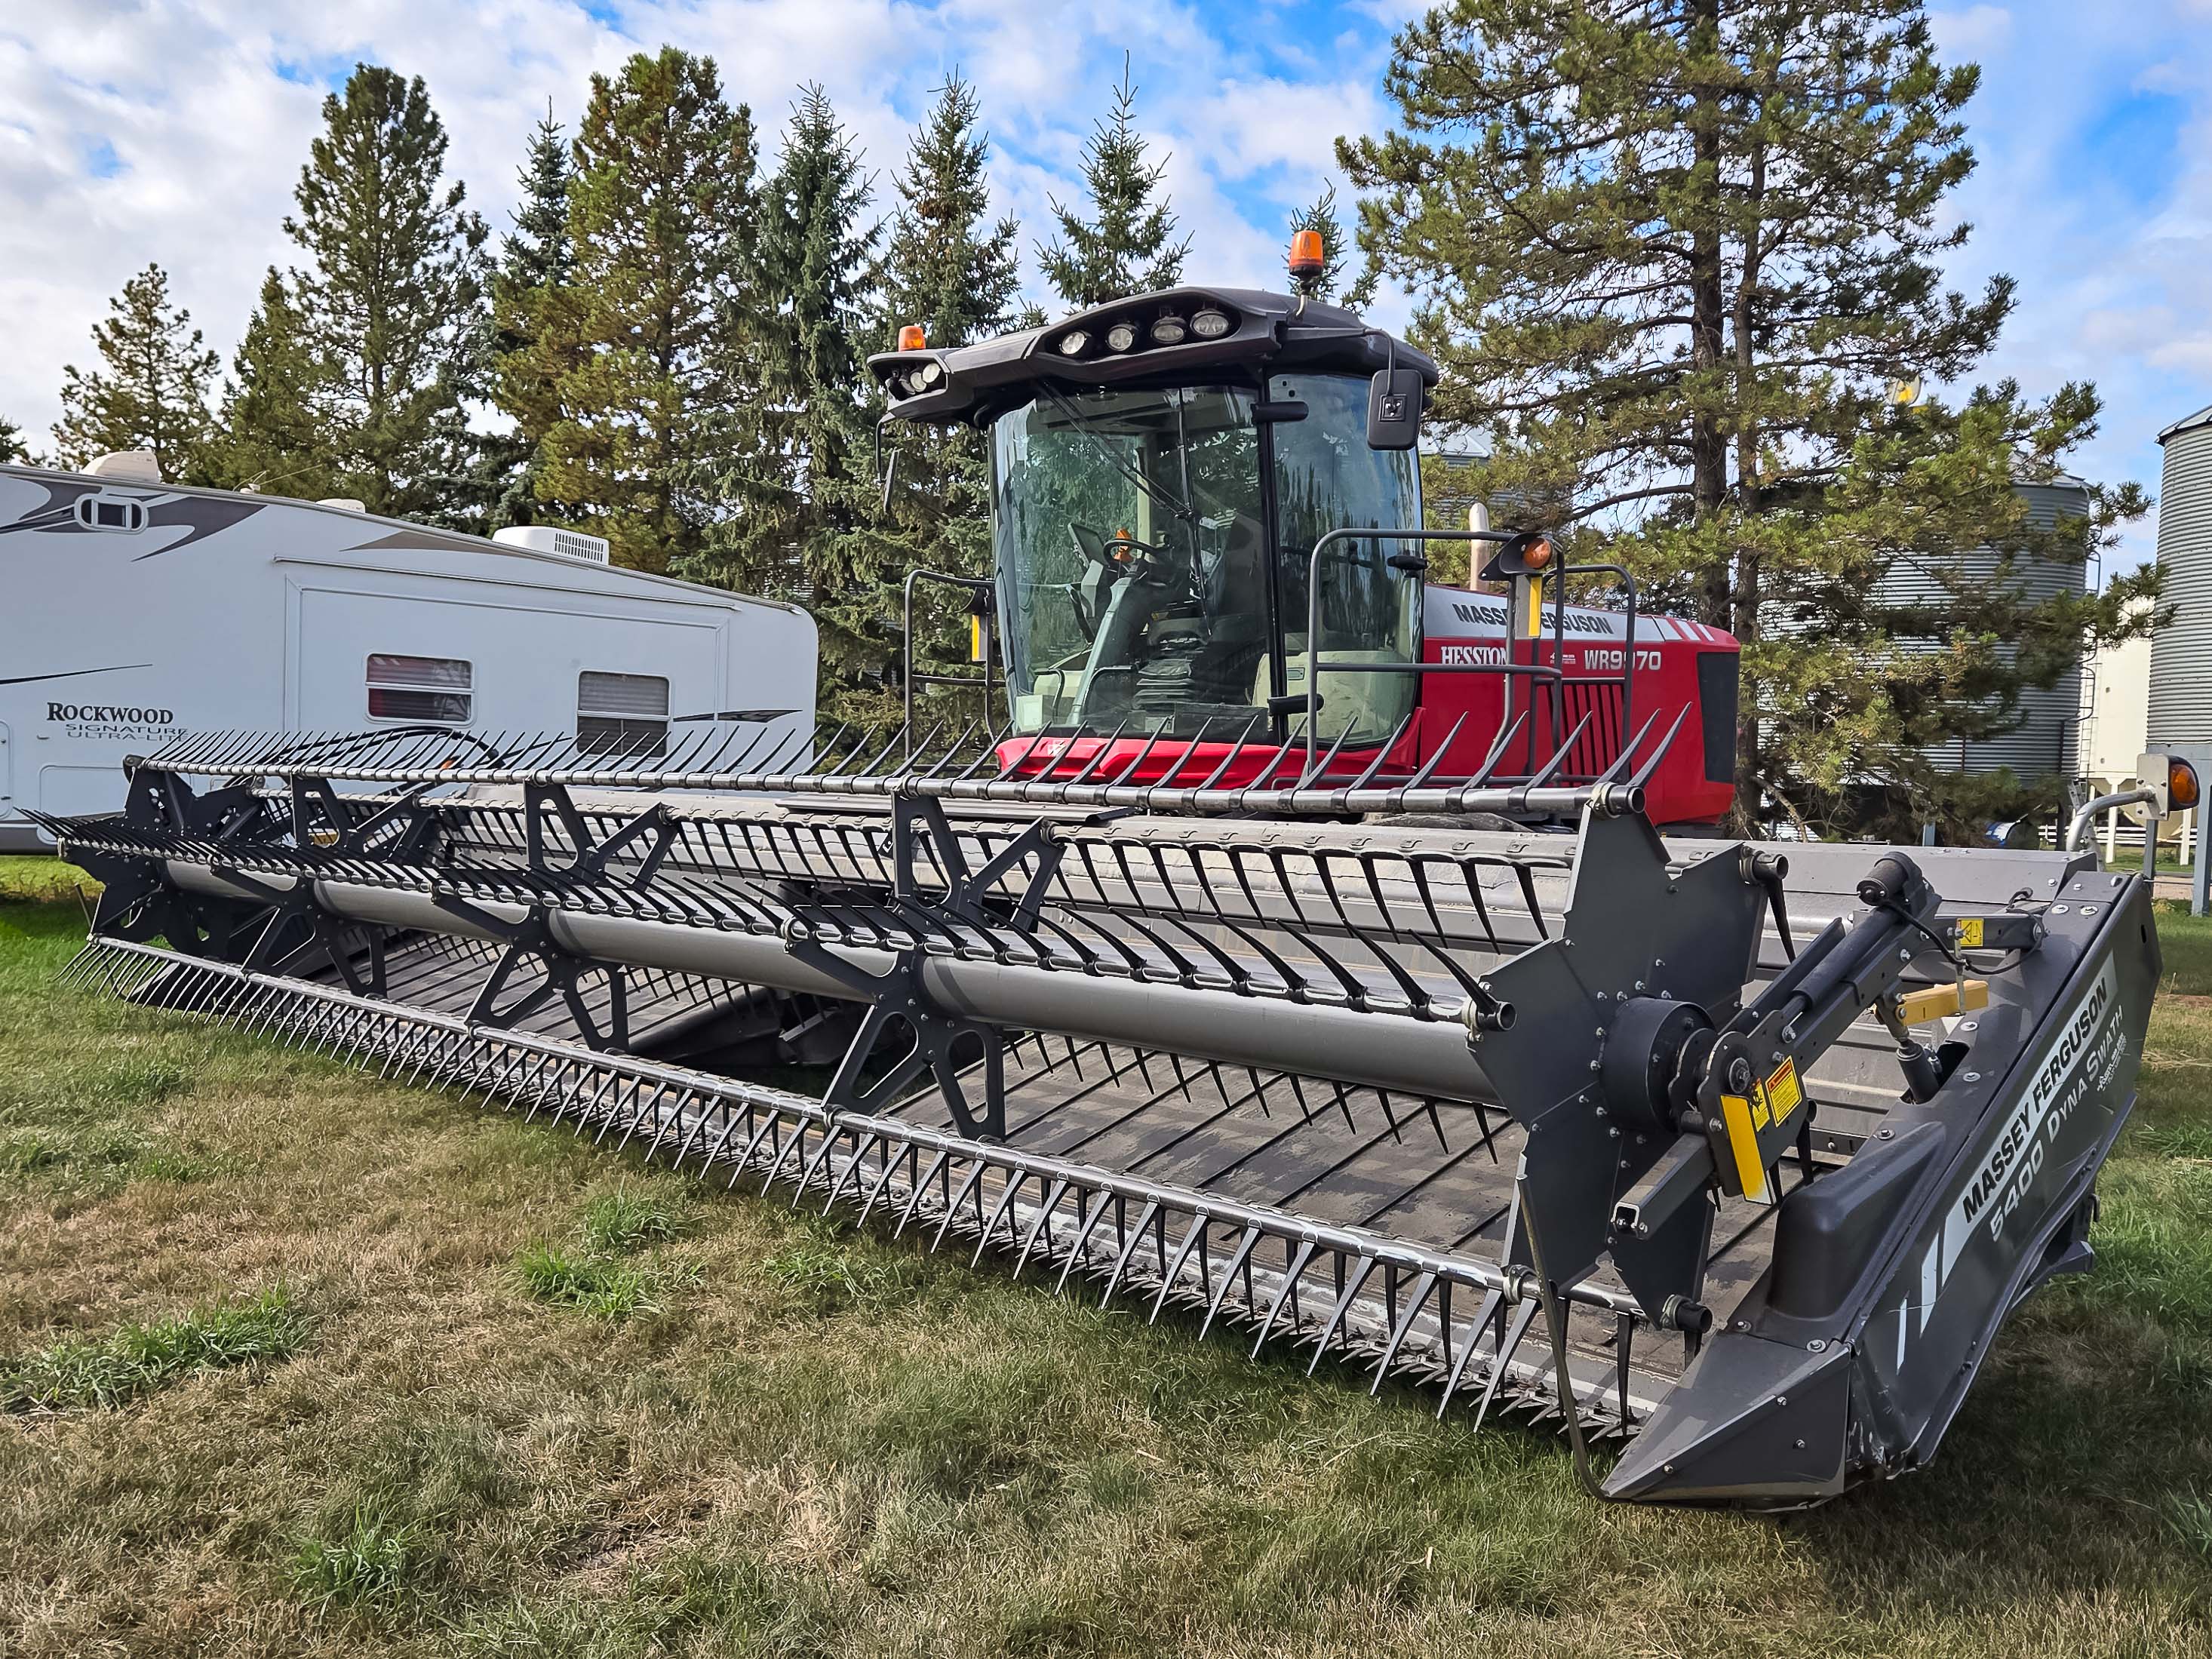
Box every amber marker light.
[2171,757,2201,813]
[1522,536,1554,571]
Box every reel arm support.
[1608,851,1956,1301]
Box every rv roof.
[0,461,801,616]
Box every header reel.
[43,713,2159,1507]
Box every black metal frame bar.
[1295,527,1641,784]
[902,566,1000,746]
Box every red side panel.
[991,596,1739,826]
[1413,606,1737,825]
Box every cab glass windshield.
[988,374,1424,745]
[992,385,1268,738]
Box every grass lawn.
[3,852,2211,1656]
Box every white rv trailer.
[0,456,818,851]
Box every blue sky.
[4,1,2210,570]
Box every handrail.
[902,566,997,757]
[1299,527,1641,786]
[2066,787,2158,856]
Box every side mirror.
[1366,367,1421,450]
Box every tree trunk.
[1731,127,1765,828]
[1687,0,1731,631]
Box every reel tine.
[972,1170,1028,1267]
[819,1135,873,1215]
[891,1147,953,1237]
[794,1121,848,1203]
[1249,1238,1318,1357]
[1307,1255,1378,1377]
[933,1158,991,1249]
[1012,1178,1069,1279]
[1098,1200,1160,1308]
[1370,1270,1438,1393]
[855,1141,909,1224]
[1471,1298,1543,1435]
[1437,1288,1501,1419]
[1053,1190,1117,1292]
[1200,1226,1263,1341]
[1150,1215,1209,1324]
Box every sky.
[3,0,2210,572]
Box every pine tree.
[700,84,883,709]
[217,269,336,496]
[1287,184,1348,300]
[0,417,29,465]
[487,104,577,527]
[1037,56,1188,309]
[868,74,1022,713]
[228,63,488,522]
[51,263,219,481]
[533,48,757,573]
[1341,0,2157,835]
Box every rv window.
[578,671,670,757]
[75,496,147,532]
[367,654,473,723]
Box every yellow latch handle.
[1519,576,1544,639]
[1894,979,1990,1026]
[1718,1094,1771,1203]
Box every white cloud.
[1928,3,2014,57]
[0,0,1404,443]
[7,0,2210,588]
[1922,2,2212,572]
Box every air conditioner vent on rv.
[493,525,612,563]
[86,450,161,482]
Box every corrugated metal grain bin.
[2151,407,2212,748]
[1867,476,2094,777]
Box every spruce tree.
[1037,56,1188,309]
[229,63,488,522]
[1341,0,2157,835]
[51,263,219,481]
[0,417,28,465]
[700,84,883,710]
[533,48,756,572]
[488,104,577,527]
[869,73,1022,713]
[877,75,1019,352]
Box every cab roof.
[869,287,1440,426]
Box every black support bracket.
[784,917,1006,1142]
[522,780,677,888]
[429,884,631,1052]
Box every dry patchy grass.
[2,867,2211,1655]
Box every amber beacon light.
[1288,229,1326,282]
[896,323,927,352]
